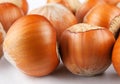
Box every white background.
[0,0,120,84]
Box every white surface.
[0,57,120,84]
[0,0,120,84]
[28,0,47,12]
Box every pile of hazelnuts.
[0,0,120,77]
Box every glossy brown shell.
[59,23,115,76]
[112,36,120,76]
[83,3,120,28]
[3,15,59,76]
[0,3,24,32]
